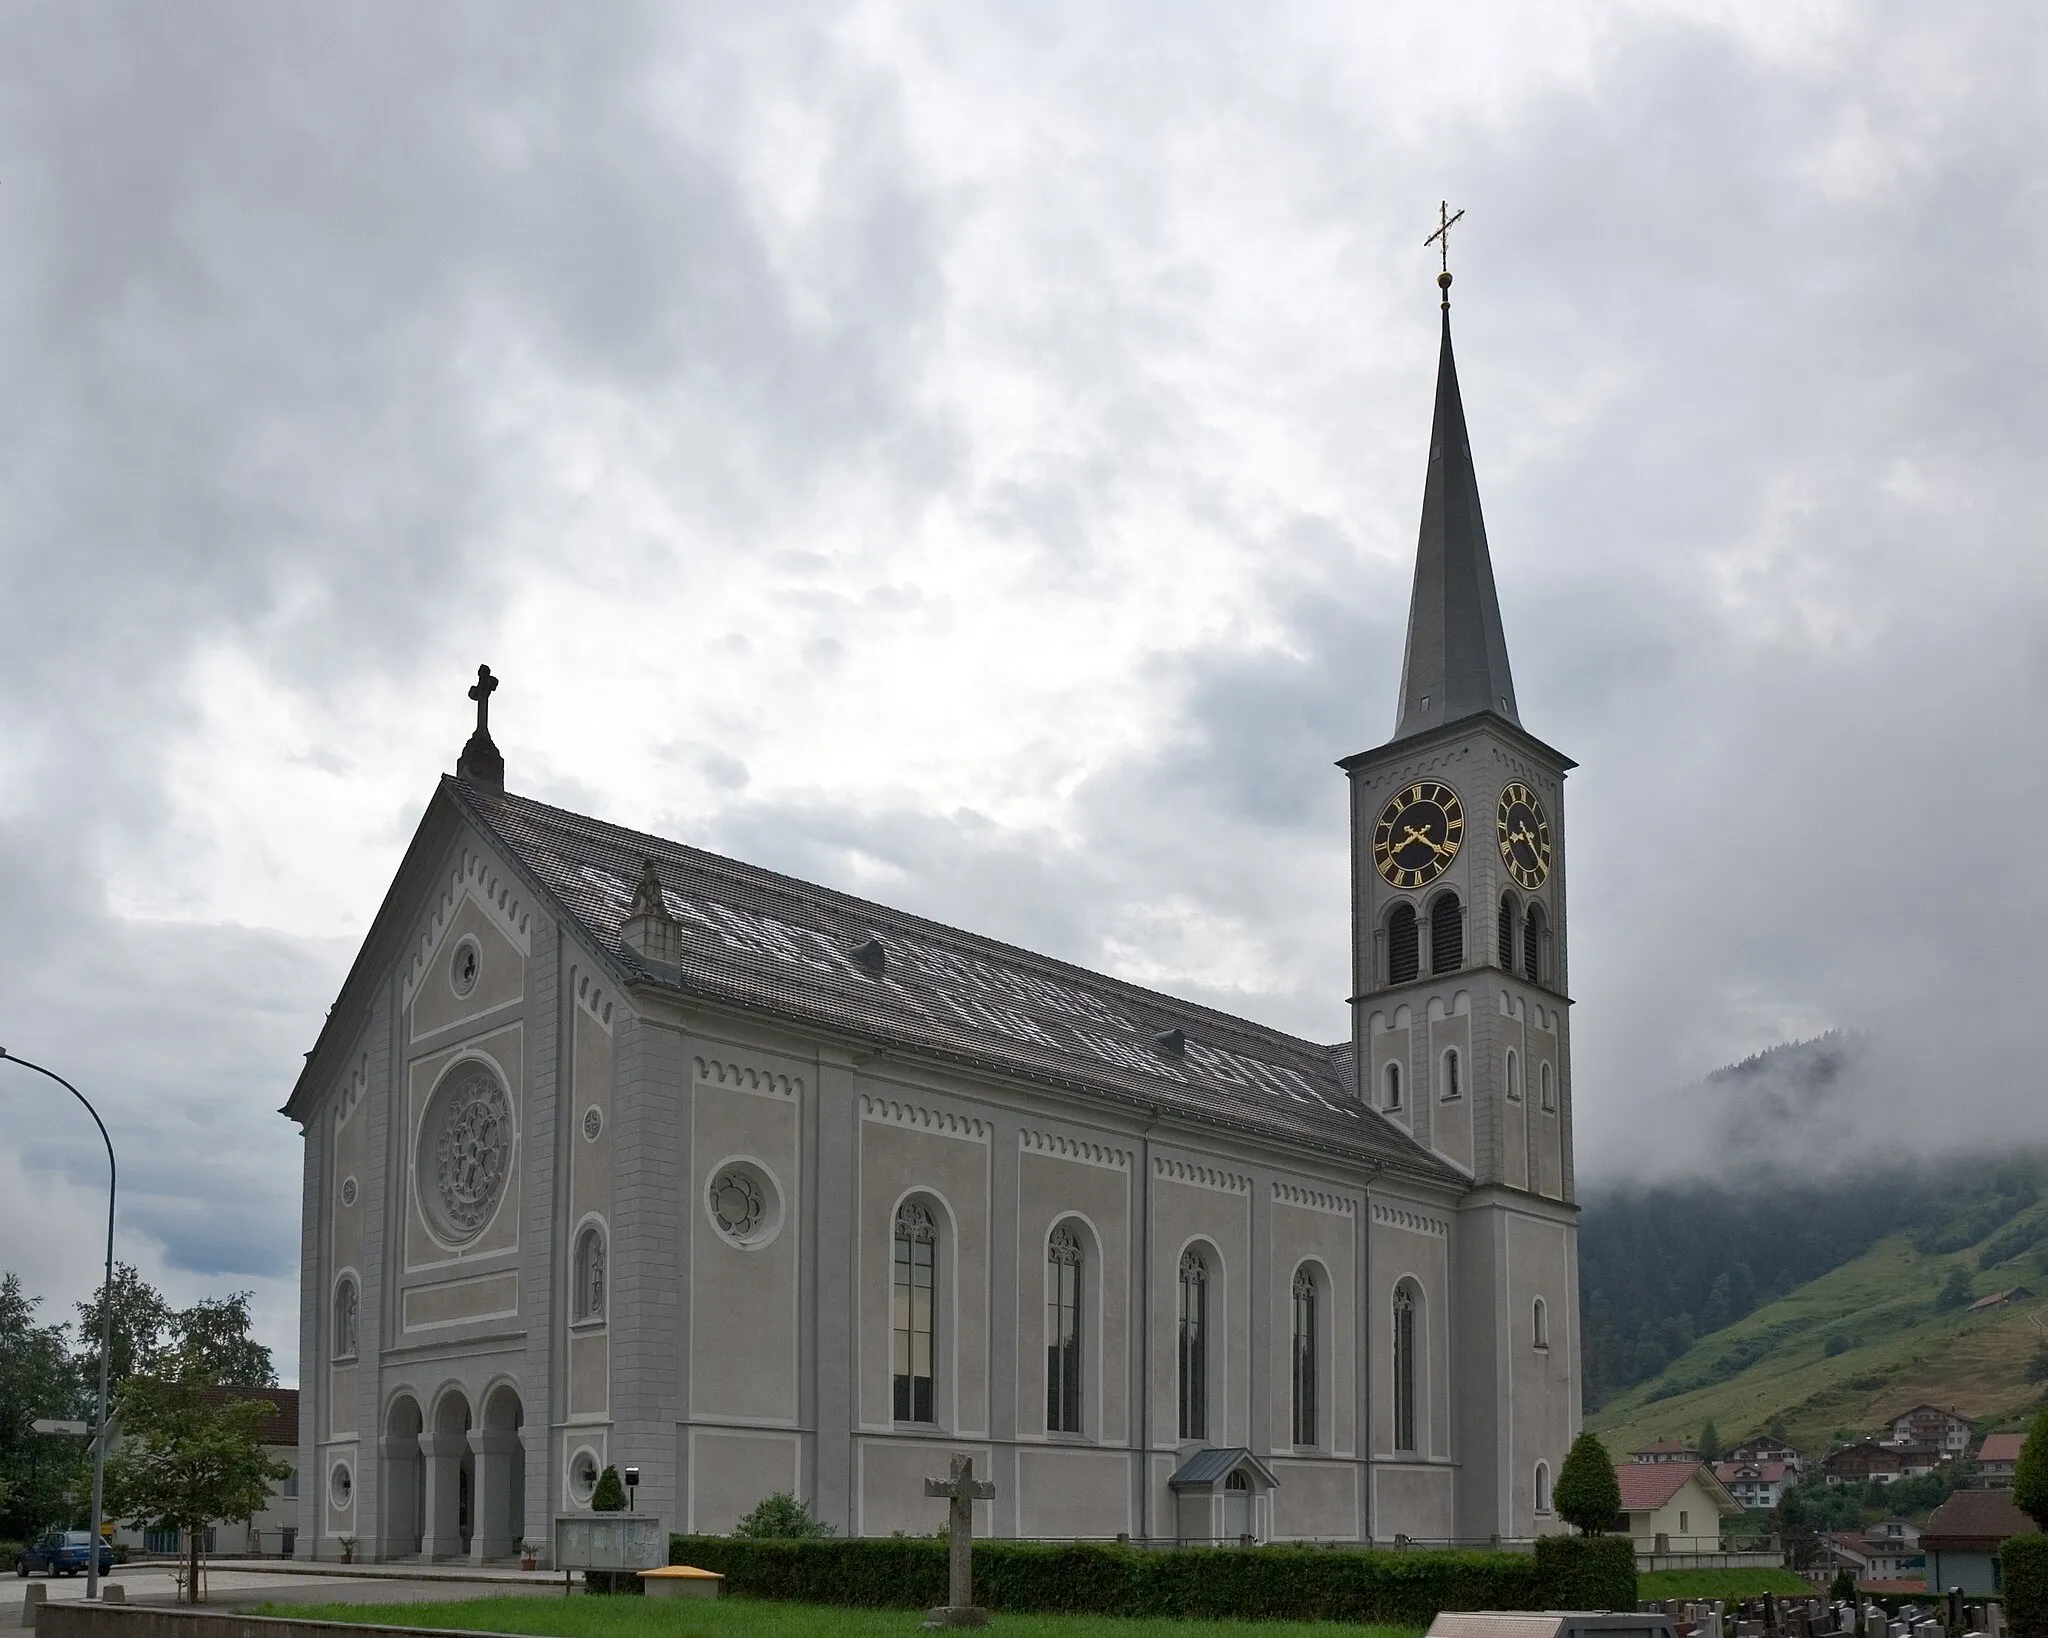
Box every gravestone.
[923,1452,997,1630]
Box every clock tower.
[1341,267,1580,1539]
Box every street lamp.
[1,1048,118,1601]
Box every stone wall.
[41,1605,496,1638]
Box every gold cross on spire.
[1425,200,1464,307]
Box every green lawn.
[1637,1569,1809,1602]
[258,1596,1425,1638]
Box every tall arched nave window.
[893,1201,937,1424]
[1047,1224,1084,1434]
[1291,1266,1319,1448]
[1392,1282,1419,1454]
[1177,1248,1208,1441]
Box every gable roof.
[1616,1461,1738,1515]
[1714,1460,1788,1484]
[1921,1489,2031,1551]
[195,1385,299,1446]
[299,777,1465,1186]
[1977,1432,2026,1464]
[1891,1403,1970,1426]
[1168,1447,1280,1490]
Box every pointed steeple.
[1391,278,1518,741]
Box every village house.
[1633,1438,1702,1465]
[1885,1405,1971,1457]
[1713,1458,1792,1511]
[1728,1436,1803,1476]
[1920,1489,2031,1597]
[1975,1432,2024,1486]
[1615,1461,1741,1554]
[1966,1287,2033,1314]
[109,1388,302,1559]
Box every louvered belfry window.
[1524,904,1544,984]
[1497,894,1514,967]
[1388,905,1420,985]
[1430,893,1463,974]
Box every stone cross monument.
[923,1452,996,1630]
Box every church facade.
[285,289,1581,1560]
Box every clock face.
[1496,781,1551,889]
[1373,781,1464,889]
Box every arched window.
[1177,1248,1208,1441]
[1431,892,1463,974]
[1533,1296,1549,1349]
[1524,903,1546,985]
[894,1201,938,1423]
[573,1226,606,1323]
[1442,1047,1462,1100]
[333,1277,358,1361]
[1540,1062,1555,1112]
[1506,1048,1522,1102]
[1497,893,1515,967]
[1291,1266,1319,1447]
[1383,1061,1402,1111]
[1535,1460,1552,1513]
[1393,1283,1419,1454]
[1047,1224,1084,1434]
[1388,905,1419,986]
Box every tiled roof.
[1921,1489,2031,1551]
[1636,1438,1696,1455]
[1977,1432,2026,1464]
[195,1386,298,1446]
[447,780,1464,1184]
[1617,1461,1717,1513]
[1715,1460,1788,1483]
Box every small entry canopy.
[1167,1447,1279,1492]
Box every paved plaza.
[3,1560,567,1619]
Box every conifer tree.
[590,1464,627,1512]
[1554,1432,1623,1535]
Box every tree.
[104,1377,288,1602]
[1554,1432,1623,1535]
[0,1273,85,1539]
[734,1491,836,1538]
[1937,1266,1974,1311]
[166,1294,274,1388]
[73,1264,172,1394]
[2014,1405,2048,1532]
[1698,1419,1722,1462]
[1830,1566,1858,1602]
[590,1464,627,1513]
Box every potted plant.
[338,1536,356,1565]
[520,1541,539,1572]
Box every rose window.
[418,1065,513,1245]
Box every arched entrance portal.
[473,1386,525,1562]
[380,1396,424,1559]
[421,1390,472,1560]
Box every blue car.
[15,1531,114,1578]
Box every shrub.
[590,1465,627,1513]
[665,1536,1567,1623]
[2017,1407,2048,1532]
[734,1491,836,1539]
[1535,1533,1637,1610]
[1555,1433,1624,1535]
[2001,1534,2048,1638]
[1937,1267,1974,1310]
[2029,1343,2048,1384]
[1825,1334,1850,1357]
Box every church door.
[1222,1471,1252,1542]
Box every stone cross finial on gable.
[455,664,506,789]
[922,1453,996,1629]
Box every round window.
[450,938,482,998]
[330,1462,353,1509]
[582,1107,603,1142]
[706,1160,782,1249]
[340,1176,358,1208]
[416,1062,514,1247]
[570,1448,600,1505]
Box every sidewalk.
[201,1561,561,1587]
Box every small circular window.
[330,1462,353,1510]
[450,937,482,998]
[570,1448,600,1505]
[340,1176,358,1208]
[706,1161,782,1249]
[583,1107,603,1142]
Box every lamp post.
[1,1048,118,1601]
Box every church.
[284,272,1582,1561]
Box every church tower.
[1342,260,1580,1539]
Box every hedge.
[2002,1535,2048,1638]
[667,1532,1636,1622]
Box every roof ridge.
[451,778,1342,1062]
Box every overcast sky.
[3,2,2044,1384]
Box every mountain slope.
[1587,1204,2048,1458]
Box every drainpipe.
[1137,1108,1159,1544]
